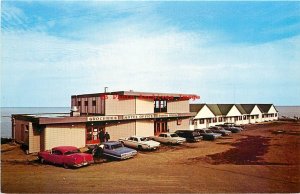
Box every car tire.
[137,145,142,150]
[63,163,69,169]
[40,157,45,164]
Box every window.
[251,115,255,119]
[154,100,167,112]
[177,119,182,125]
[218,117,222,122]
[25,125,29,133]
[275,113,277,117]
[85,101,88,106]
[52,150,63,155]
[200,119,204,124]
[133,138,138,142]
[92,100,96,106]
[243,116,246,120]
[77,101,81,106]
[206,118,211,123]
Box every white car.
[150,133,186,145]
[119,136,160,150]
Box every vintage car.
[209,126,232,136]
[194,129,222,140]
[38,146,94,168]
[224,122,245,130]
[100,141,137,160]
[175,130,203,142]
[150,133,186,145]
[216,124,241,133]
[119,136,160,150]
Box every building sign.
[87,113,181,122]
[87,116,119,122]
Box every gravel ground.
[1,121,300,193]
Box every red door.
[154,121,167,135]
[86,127,102,144]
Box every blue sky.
[1,1,300,107]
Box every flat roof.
[13,112,196,125]
[71,90,199,99]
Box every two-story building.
[12,91,199,153]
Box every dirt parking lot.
[1,121,300,193]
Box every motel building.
[12,91,199,154]
[190,104,278,129]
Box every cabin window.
[85,101,88,106]
[92,100,96,106]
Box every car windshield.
[140,137,149,141]
[111,143,123,149]
[170,134,179,137]
[64,149,80,155]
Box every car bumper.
[72,161,94,168]
[120,153,137,160]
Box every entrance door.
[86,127,102,144]
[154,120,167,135]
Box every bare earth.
[1,121,300,193]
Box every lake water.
[1,107,69,138]
[1,106,299,138]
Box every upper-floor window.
[92,100,96,106]
[84,101,88,106]
[154,100,167,112]
[77,101,81,106]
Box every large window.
[154,100,167,112]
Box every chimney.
[70,106,80,117]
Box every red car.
[38,146,94,168]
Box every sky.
[1,1,300,107]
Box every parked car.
[119,136,160,150]
[224,122,245,130]
[175,130,203,142]
[150,133,186,145]
[100,141,137,160]
[209,126,232,136]
[216,124,241,133]
[38,146,94,168]
[194,129,222,140]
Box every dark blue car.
[101,141,137,160]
